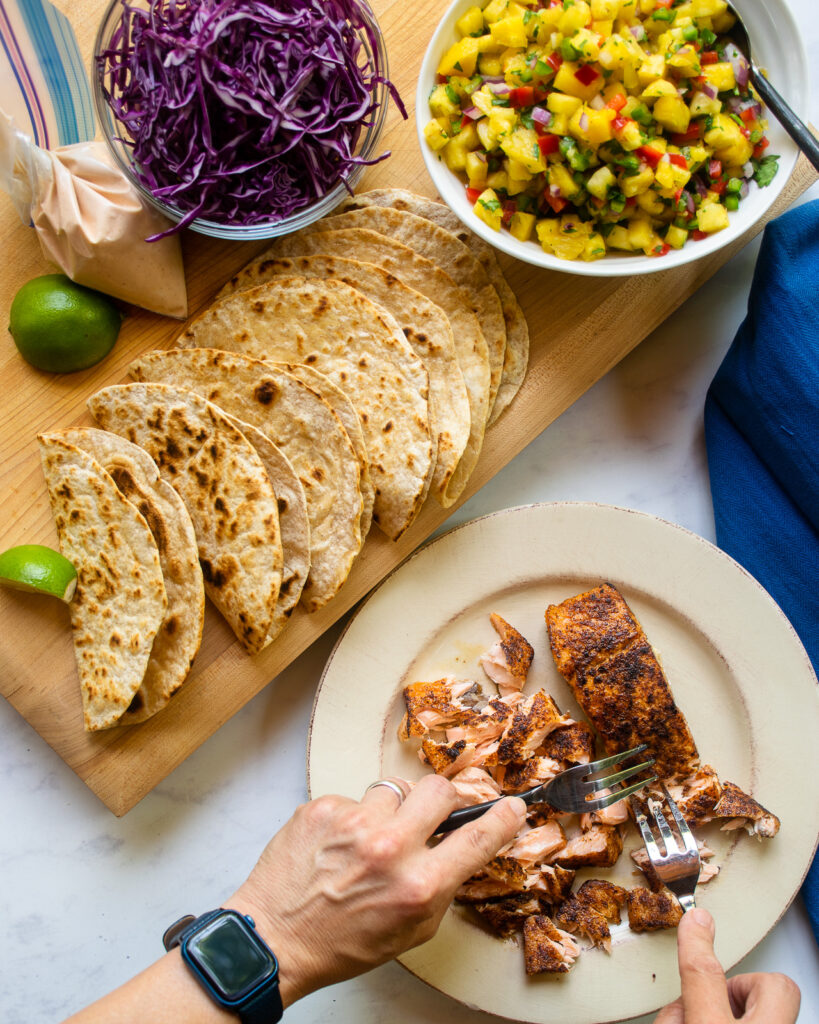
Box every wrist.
[225,887,315,1008]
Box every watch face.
[188,914,277,1003]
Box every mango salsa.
[426,0,778,261]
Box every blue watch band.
[163,910,283,1024]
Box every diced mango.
[582,231,607,260]
[487,106,518,138]
[698,203,730,232]
[702,62,736,94]
[653,94,691,134]
[665,224,688,249]
[571,28,601,61]
[465,150,488,186]
[667,44,700,76]
[689,91,722,118]
[478,53,503,75]
[500,125,546,173]
[637,54,666,86]
[486,169,509,191]
[547,91,584,117]
[428,84,460,119]
[621,165,654,196]
[559,1,592,35]
[476,118,498,151]
[607,224,634,250]
[641,78,679,101]
[504,156,534,181]
[473,188,503,230]
[490,15,528,48]
[553,62,604,101]
[437,37,480,77]
[591,0,621,18]
[455,5,484,37]
[423,118,450,152]
[510,211,536,241]
[586,165,617,199]
[548,162,580,199]
[627,217,655,251]
[704,113,752,165]
[636,189,664,215]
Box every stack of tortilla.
[39,189,529,731]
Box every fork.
[433,743,656,835]
[630,783,701,913]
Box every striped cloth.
[0,0,94,147]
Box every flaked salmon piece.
[705,780,780,839]
[541,721,596,766]
[496,756,563,793]
[627,887,683,932]
[547,824,623,869]
[526,865,577,904]
[419,736,476,777]
[486,855,530,888]
[399,677,483,740]
[499,820,567,864]
[663,764,723,825]
[450,766,501,807]
[546,583,699,779]
[456,874,522,902]
[523,916,580,974]
[581,788,629,829]
[497,690,567,764]
[480,612,534,698]
[471,893,543,938]
[554,879,628,953]
[631,839,718,890]
[445,696,515,747]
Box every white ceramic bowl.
[416,0,809,276]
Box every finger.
[726,972,801,1022]
[396,773,460,837]
[653,997,684,1024]
[431,796,527,889]
[676,908,734,1023]
[360,777,412,813]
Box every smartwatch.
[163,909,283,1023]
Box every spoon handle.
[751,66,819,172]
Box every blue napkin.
[704,199,819,944]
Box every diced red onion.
[740,180,749,198]
[589,94,605,110]
[629,25,645,41]
[579,112,589,132]
[702,83,718,100]
[742,160,754,178]
[461,106,481,120]
[723,42,750,90]
[488,81,511,95]
[693,175,708,198]
[549,184,561,197]
[684,190,695,214]
[532,105,552,127]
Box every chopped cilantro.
[753,154,780,188]
[479,198,501,212]
[560,39,580,61]
[535,59,550,76]
[453,61,463,72]
[445,84,459,105]
[523,9,533,23]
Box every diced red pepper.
[436,73,448,84]
[501,200,517,226]
[537,133,561,155]
[739,125,750,139]
[708,159,722,179]
[692,229,708,240]
[655,0,673,8]
[574,64,600,87]
[613,115,632,133]
[466,187,483,205]
[590,196,606,209]
[546,52,563,73]
[606,93,628,111]
[533,86,551,104]
[753,137,770,158]
[460,115,470,129]
[544,192,569,214]
[670,123,702,145]
[740,107,756,123]
[509,86,535,108]
[674,188,683,204]
[625,196,637,207]
[701,51,719,65]
[668,153,688,168]
[710,178,727,195]
[651,242,671,257]
[637,145,664,168]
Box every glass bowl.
[93,0,390,240]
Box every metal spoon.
[726,2,819,171]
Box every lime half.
[0,544,78,602]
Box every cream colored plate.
[308,503,819,1023]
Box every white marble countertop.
[3,4,819,1020]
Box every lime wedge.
[0,544,78,602]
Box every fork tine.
[582,774,658,810]
[591,759,655,790]
[650,803,680,855]
[631,796,664,862]
[582,743,649,775]
[661,783,699,856]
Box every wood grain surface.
[0,0,815,815]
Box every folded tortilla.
[38,434,167,731]
[130,350,361,611]
[257,228,490,507]
[176,277,434,541]
[88,383,283,654]
[336,189,529,425]
[217,253,470,509]
[52,428,204,724]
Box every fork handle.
[751,66,819,172]
[433,786,545,836]
[677,893,697,914]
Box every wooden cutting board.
[0,0,815,815]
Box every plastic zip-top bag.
[0,0,187,318]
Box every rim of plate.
[307,501,819,1023]
[415,0,809,277]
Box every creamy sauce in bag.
[1,116,187,318]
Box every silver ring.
[365,780,405,804]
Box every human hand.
[229,775,526,1006]
[655,908,800,1023]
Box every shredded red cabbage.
[97,0,405,234]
